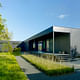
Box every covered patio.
[54,32,70,54]
[29,32,53,53]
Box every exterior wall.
[0,41,21,52]
[54,26,71,33]
[70,28,80,55]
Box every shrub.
[13,47,21,56]
[13,47,21,52]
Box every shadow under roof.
[25,26,53,41]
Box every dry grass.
[22,54,74,76]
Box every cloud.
[58,14,68,19]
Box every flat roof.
[25,26,53,41]
[24,26,80,42]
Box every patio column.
[53,31,54,53]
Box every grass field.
[22,54,74,76]
[0,53,27,80]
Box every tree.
[2,41,13,53]
[7,41,13,53]
[0,3,13,53]
[0,15,11,40]
[2,42,8,52]
[0,3,2,7]
[0,3,11,40]
[0,14,13,53]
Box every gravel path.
[16,56,80,80]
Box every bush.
[13,48,21,56]
[13,47,21,52]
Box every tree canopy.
[0,3,11,40]
[0,15,11,40]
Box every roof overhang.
[25,26,53,41]
[53,26,71,33]
[24,26,80,42]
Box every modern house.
[18,26,80,56]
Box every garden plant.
[22,54,74,76]
[0,53,27,80]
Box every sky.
[0,0,80,41]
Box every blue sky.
[0,0,80,41]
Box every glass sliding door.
[46,39,49,52]
[38,41,42,51]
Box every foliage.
[0,54,27,80]
[0,2,12,40]
[0,15,12,40]
[2,42,8,52]
[13,48,21,56]
[12,52,21,56]
[22,54,74,76]
[13,47,21,52]
[0,3,2,7]
[8,41,13,53]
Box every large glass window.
[33,42,35,49]
[38,41,42,51]
[46,39,49,52]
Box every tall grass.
[0,52,12,55]
[22,54,74,76]
[0,54,27,80]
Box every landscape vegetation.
[22,54,74,76]
[0,53,27,80]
